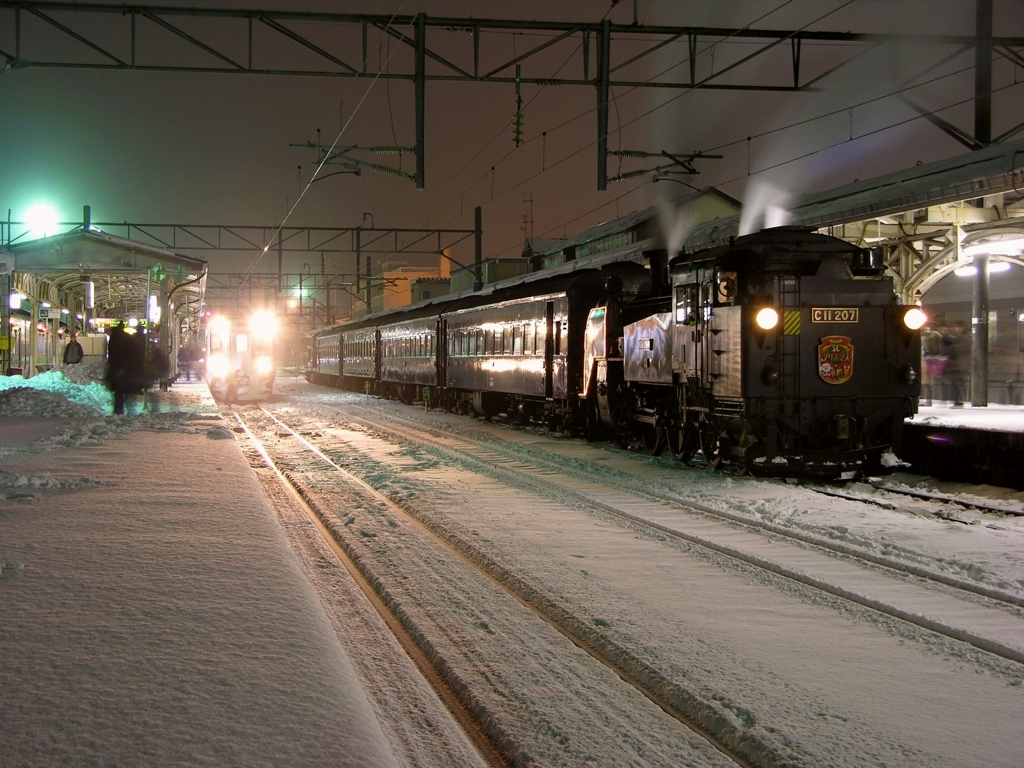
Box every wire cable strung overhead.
[243,0,423,279]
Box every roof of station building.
[684,137,1024,251]
[6,227,206,277]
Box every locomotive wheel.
[700,427,726,469]
[640,423,665,456]
[668,424,697,462]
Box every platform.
[0,381,400,766]
[904,403,1024,490]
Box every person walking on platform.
[920,324,943,406]
[63,333,84,365]
[942,321,970,407]
[105,322,145,415]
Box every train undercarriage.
[311,370,902,480]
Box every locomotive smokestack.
[645,249,669,295]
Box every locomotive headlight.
[209,315,230,337]
[255,355,274,376]
[755,307,779,330]
[250,310,277,339]
[903,307,927,331]
[208,353,230,379]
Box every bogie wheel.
[700,427,726,469]
[668,425,697,462]
[641,423,665,456]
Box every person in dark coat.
[942,321,970,407]
[63,333,84,364]
[105,322,146,415]
[146,339,171,392]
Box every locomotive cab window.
[675,283,698,325]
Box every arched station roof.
[2,227,208,376]
[681,137,1024,303]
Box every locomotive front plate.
[811,307,859,323]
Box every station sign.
[811,307,859,323]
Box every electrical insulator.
[511,63,524,147]
[511,112,525,146]
[372,164,410,179]
[609,168,651,182]
[610,150,650,159]
[370,146,407,155]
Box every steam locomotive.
[310,228,923,479]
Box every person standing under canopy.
[63,333,84,365]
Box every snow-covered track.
[313,401,1024,667]
[827,483,1024,520]
[246,404,770,768]
[231,409,511,768]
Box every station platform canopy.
[5,226,206,277]
[2,227,208,376]
[680,137,1024,304]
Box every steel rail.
[314,400,1024,663]
[250,404,772,768]
[231,409,514,768]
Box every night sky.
[2,0,1022,279]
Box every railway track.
[231,410,507,768]
[228,394,1024,766]
[809,481,1024,518]
[307,399,1024,661]
[232,406,757,768]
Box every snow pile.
[0,387,101,418]
[55,360,107,386]
[1,470,103,502]
[0,369,111,415]
[0,371,222,459]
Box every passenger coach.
[310,227,923,479]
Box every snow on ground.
[3,371,1024,766]
[266,379,1024,767]
[0,375,404,767]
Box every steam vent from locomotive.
[604,228,922,479]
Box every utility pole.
[474,206,483,291]
[596,19,611,191]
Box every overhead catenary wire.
[242,0,422,279]
[412,0,803,230]
[420,0,856,249]
[430,0,1017,259]
[486,74,1024,261]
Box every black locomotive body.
[310,228,921,479]
[593,229,922,477]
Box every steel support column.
[473,206,483,291]
[355,228,361,298]
[971,252,989,406]
[364,234,371,310]
[596,19,611,192]
[975,0,992,145]
[414,12,426,190]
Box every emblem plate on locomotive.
[818,335,854,384]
